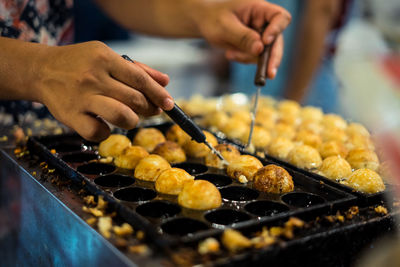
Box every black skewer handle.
[121,54,206,144]
[164,104,206,143]
[254,23,273,87]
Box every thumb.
[221,13,264,56]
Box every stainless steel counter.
[0,149,137,266]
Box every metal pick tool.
[205,141,229,165]
[246,26,274,149]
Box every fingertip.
[163,98,175,111]
[263,35,275,45]
[269,68,277,79]
[251,41,264,55]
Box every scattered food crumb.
[238,175,248,184]
[345,206,359,219]
[32,171,37,176]
[374,205,388,215]
[83,195,96,206]
[98,217,112,239]
[128,245,150,255]
[50,149,56,154]
[269,226,284,237]
[136,231,145,240]
[113,223,134,237]
[82,206,103,217]
[48,169,55,173]
[99,157,113,164]
[198,237,220,255]
[393,201,400,207]
[96,195,108,210]
[0,135,8,142]
[221,229,252,252]
[114,238,128,249]
[86,217,97,226]
[251,227,275,249]
[285,217,304,228]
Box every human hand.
[191,0,291,78]
[34,41,174,141]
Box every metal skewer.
[246,24,274,149]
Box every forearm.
[283,0,340,102]
[0,37,46,102]
[95,0,202,37]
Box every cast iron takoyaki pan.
[27,123,355,248]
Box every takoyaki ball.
[227,155,263,182]
[266,137,295,160]
[320,127,348,143]
[155,168,194,195]
[287,145,322,169]
[98,134,131,158]
[319,156,352,180]
[183,131,218,158]
[134,154,171,181]
[271,122,296,140]
[182,94,217,116]
[346,122,370,138]
[220,93,250,113]
[152,141,186,164]
[165,124,191,146]
[277,100,300,116]
[259,95,277,107]
[133,128,166,152]
[239,126,271,149]
[318,140,348,159]
[321,114,347,130]
[297,119,323,135]
[231,110,252,124]
[220,117,249,140]
[178,180,222,210]
[203,110,229,130]
[255,107,277,130]
[345,134,375,151]
[114,146,149,169]
[204,144,240,169]
[294,130,322,148]
[346,169,385,194]
[278,113,299,126]
[253,164,294,193]
[346,148,380,171]
[300,106,323,122]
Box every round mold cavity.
[161,218,209,236]
[114,187,156,202]
[245,201,289,217]
[205,209,251,225]
[220,186,259,202]
[49,142,83,153]
[62,152,98,163]
[282,192,325,208]
[136,201,181,219]
[94,174,135,188]
[172,162,208,175]
[195,174,232,187]
[77,162,115,175]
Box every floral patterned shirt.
[0,0,74,45]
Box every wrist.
[28,44,54,104]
